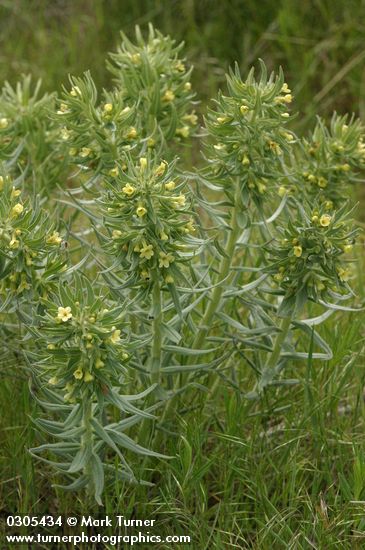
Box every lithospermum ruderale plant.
[2,27,363,503]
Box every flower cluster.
[0,173,65,302]
[34,277,133,403]
[297,114,365,206]
[0,76,68,194]
[54,72,139,176]
[203,62,295,203]
[267,200,358,305]
[98,155,198,285]
[107,24,197,145]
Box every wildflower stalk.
[151,272,163,385]
[191,181,241,351]
[265,315,292,370]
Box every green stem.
[150,275,162,385]
[191,183,242,352]
[266,315,292,369]
[82,397,93,498]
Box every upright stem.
[150,275,162,385]
[191,183,242,351]
[266,315,292,369]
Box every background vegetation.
[1,1,365,548]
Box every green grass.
[1,1,365,547]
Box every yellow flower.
[343,243,353,253]
[278,186,287,197]
[9,237,19,249]
[60,127,70,140]
[182,111,198,125]
[217,116,229,124]
[185,219,196,233]
[147,138,155,148]
[160,231,169,241]
[283,94,293,103]
[70,86,81,97]
[127,126,137,139]
[73,368,83,380]
[130,53,141,64]
[84,371,94,382]
[240,105,249,115]
[281,83,291,93]
[176,126,189,138]
[0,117,9,129]
[11,203,24,217]
[268,141,282,155]
[172,194,186,208]
[112,229,122,239]
[293,245,303,258]
[317,177,327,188]
[48,377,58,386]
[162,89,175,102]
[136,205,147,217]
[140,270,150,281]
[241,155,250,166]
[80,147,91,157]
[281,112,290,118]
[110,328,121,344]
[122,184,135,196]
[311,215,319,223]
[109,166,119,177]
[95,359,105,369]
[165,180,176,191]
[46,231,62,245]
[69,148,77,156]
[57,306,72,322]
[57,102,69,114]
[103,103,113,112]
[139,244,154,260]
[184,82,192,91]
[320,214,331,227]
[11,187,21,198]
[174,61,185,72]
[47,344,56,350]
[159,252,174,268]
[0,175,4,190]
[139,157,147,172]
[337,267,351,282]
[165,275,174,284]
[155,161,167,177]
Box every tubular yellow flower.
[159,252,175,268]
[11,187,21,198]
[9,237,19,249]
[84,371,94,382]
[136,205,147,217]
[176,126,189,138]
[172,194,186,208]
[109,166,119,177]
[60,127,70,140]
[278,186,287,197]
[70,86,81,97]
[127,126,137,139]
[293,245,303,258]
[80,147,91,158]
[155,161,167,177]
[57,306,72,322]
[46,231,62,245]
[281,83,291,93]
[109,329,121,344]
[112,229,122,239]
[165,180,176,191]
[95,359,105,369]
[182,111,198,125]
[240,104,249,115]
[48,377,58,386]
[162,89,175,102]
[103,103,113,112]
[73,368,83,380]
[184,82,192,91]
[139,157,147,172]
[122,184,135,196]
[139,244,154,260]
[11,203,24,217]
[0,117,8,129]
[165,275,174,284]
[320,214,332,227]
